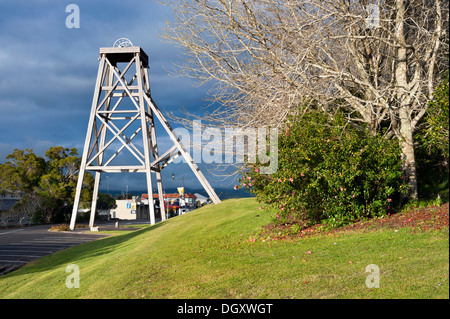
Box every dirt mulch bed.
[262,203,449,240]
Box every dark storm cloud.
[0,0,237,190]
[0,0,188,151]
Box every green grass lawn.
[0,198,448,299]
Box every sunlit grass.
[0,198,448,299]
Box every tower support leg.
[136,54,156,225]
[70,56,106,230]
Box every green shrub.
[421,72,449,161]
[414,73,449,201]
[79,210,99,221]
[238,109,407,228]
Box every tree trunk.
[395,0,418,201]
[399,109,419,201]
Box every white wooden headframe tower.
[69,43,221,230]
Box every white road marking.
[0,229,25,235]
[19,240,78,244]
[0,260,27,264]
[0,250,52,254]
[0,254,43,258]
[2,243,74,248]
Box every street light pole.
[171,173,184,191]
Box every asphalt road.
[0,225,108,276]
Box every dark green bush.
[415,73,449,201]
[239,110,407,228]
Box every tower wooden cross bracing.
[69,45,221,230]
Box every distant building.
[110,199,137,220]
[105,196,160,221]
[184,193,198,208]
[106,193,200,221]
[141,193,198,215]
[0,197,20,213]
[141,193,197,208]
[194,193,209,206]
[0,191,22,227]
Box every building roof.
[165,193,180,199]
[0,199,20,211]
[194,193,208,201]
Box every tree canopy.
[161,0,449,200]
[0,147,94,223]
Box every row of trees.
[0,147,113,224]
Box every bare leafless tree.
[160,0,448,200]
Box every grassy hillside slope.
[0,198,448,298]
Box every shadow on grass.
[1,221,167,279]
